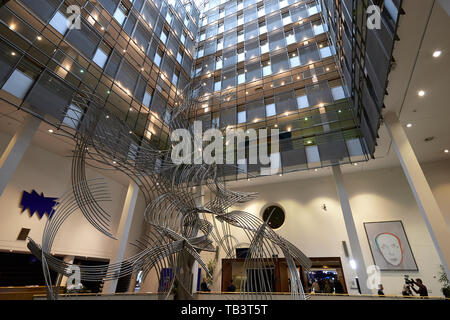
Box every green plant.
[438,265,450,298]
[206,259,216,286]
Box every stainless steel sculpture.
[27,83,311,300]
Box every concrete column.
[332,165,372,294]
[191,185,204,294]
[103,181,139,294]
[384,111,450,278]
[0,115,40,196]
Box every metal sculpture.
[27,81,311,300]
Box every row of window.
[193,45,333,96]
[200,0,318,29]
[192,81,346,127]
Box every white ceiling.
[0,0,449,189]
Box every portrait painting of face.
[364,221,418,271]
[375,233,403,266]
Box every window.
[2,69,34,99]
[237,110,246,123]
[332,86,346,100]
[297,95,309,109]
[320,46,332,58]
[214,79,221,91]
[262,60,272,76]
[289,52,300,67]
[49,11,69,35]
[113,3,128,25]
[262,205,285,229]
[266,103,276,117]
[172,69,179,85]
[93,44,110,68]
[282,12,292,25]
[160,28,169,44]
[143,90,152,108]
[154,49,163,67]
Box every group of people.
[309,278,345,294]
[377,278,428,297]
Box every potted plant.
[438,265,450,298]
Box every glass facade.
[0,0,399,180]
[0,0,199,149]
[191,0,372,179]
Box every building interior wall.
[0,131,147,262]
[184,159,450,297]
[1,127,450,298]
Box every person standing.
[410,278,428,297]
[377,284,385,296]
[200,278,211,292]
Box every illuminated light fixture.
[350,260,357,270]
[129,131,132,134]
[307,140,312,144]
[11,52,16,56]
[112,161,117,164]
[319,44,323,48]
[106,90,111,94]
[80,69,84,73]
[338,110,342,113]
[326,67,330,71]
[297,76,300,79]
[101,26,105,30]
[106,115,110,119]
[433,50,442,58]
[304,117,308,121]
[123,49,126,53]
[353,163,358,166]
[9,24,16,30]
[406,123,412,128]
[274,124,278,128]
[444,149,449,153]
[304,40,308,45]
[247,178,250,181]
[314,169,318,172]
[279,174,282,177]
[37,36,42,41]
[281,82,285,85]
[418,90,425,97]
[246,91,248,94]
[48,129,54,133]
[141,67,144,71]
[319,103,324,107]
[287,127,292,132]
[285,112,289,116]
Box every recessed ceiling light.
[353,163,358,166]
[314,169,318,172]
[37,36,42,41]
[279,174,282,177]
[433,50,442,58]
[418,90,425,97]
[48,129,54,133]
[406,123,412,128]
[445,149,449,153]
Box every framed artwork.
[364,221,418,271]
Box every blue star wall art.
[20,190,58,219]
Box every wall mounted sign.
[20,190,58,219]
[364,220,418,271]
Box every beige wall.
[215,159,450,297]
[0,131,146,262]
[2,127,450,297]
